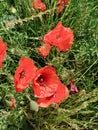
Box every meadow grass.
[0,0,98,129]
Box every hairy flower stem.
[5,9,51,29]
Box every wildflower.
[70,80,79,94]
[57,0,70,13]
[32,66,60,98]
[37,83,69,108]
[38,43,52,58]
[32,65,69,107]
[43,22,74,51]
[14,57,37,92]
[0,38,7,68]
[32,0,46,11]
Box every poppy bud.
[11,6,17,13]
[30,100,39,112]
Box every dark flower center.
[19,70,25,78]
[37,75,44,83]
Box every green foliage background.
[0,0,98,129]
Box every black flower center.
[19,70,25,78]
[37,75,44,83]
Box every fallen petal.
[38,43,52,58]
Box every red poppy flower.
[32,66,62,98]
[32,0,46,11]
[38,43,52,58]
[37,83,69,108]
[0,38,7,68]
[14,57,37,92]
[43,22,74,51]
[70,80,79,94]
[57,0,70,13]
[10,98,16,108]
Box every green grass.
[0,0,98,129]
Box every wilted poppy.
[70,80,79,94]
[37,83,69,108]
[14,57,37,92]
[57,0,70,13]
[32,0,46,11]
[32,66,62,98]
[38,43,52,58]
[43,22,74,51]
[0,38,7,68]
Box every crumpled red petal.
[43,22,74,51]
[14,57,37,92]
[32,66,61,98]
[38,43,52,58]
[37,83,69,108]
[0,38,7,68]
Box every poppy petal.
[0,39,7,68]
[32,66,61,98]
[38,43,52,58]
[37,83,69,108]
[43,22,74,51]
[14,57,37,92]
